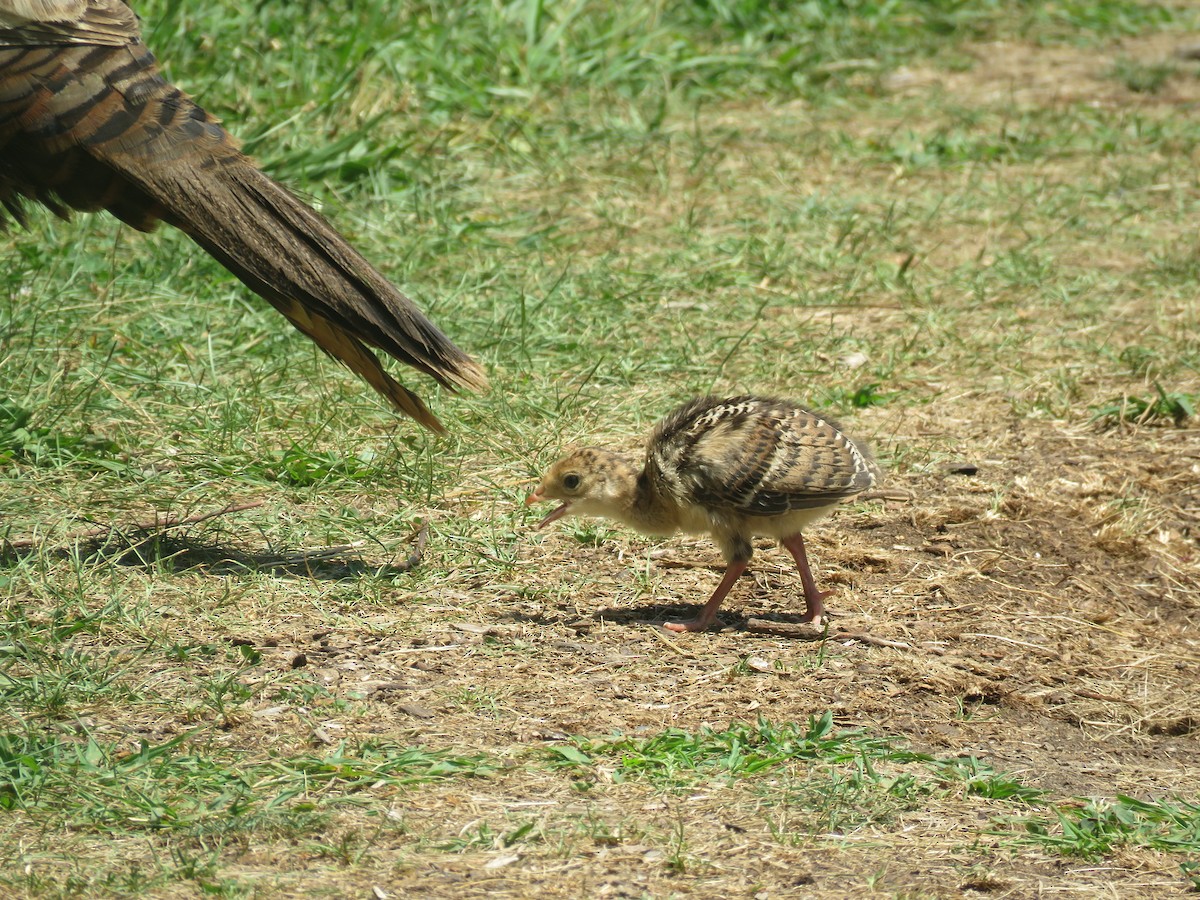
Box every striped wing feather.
[0,0,135,47]
[650,396,876,517]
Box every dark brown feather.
[0,0,486,431]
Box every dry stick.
[401,521,431,571]
[646,626,698,658]
[858,488,914,503]
[744,617,932,652]
[1072,688,1142,707]
[2,500,266,553]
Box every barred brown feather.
[649,396,877,517]
[0,0,486,431]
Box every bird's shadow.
[1,530,419,581]
[593,602,826,636]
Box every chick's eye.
[562,473,582,491]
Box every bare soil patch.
[155,400,1197,898]
[888,31,1200,108]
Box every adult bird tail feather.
[111,143,487,429]
[0,0,487,429]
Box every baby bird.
[526,396,879,632]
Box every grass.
[1006,794,1200,859]
[1091,384,1197,425]
[0,728,492,895]
[546,714,1050,837]
[4,0,1200,896]
[537,717,1200,868]
[0,730,492,827]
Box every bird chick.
[527,396,879,632]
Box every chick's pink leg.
[664,559,747,633]
[781,533,831,625]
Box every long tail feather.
[0,16,486,429]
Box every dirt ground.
[203,395,1199,898]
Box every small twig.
[835,630,921,651]
[858,488,914,503]
[399,521,430,571]
[1071,689,1142,707]
[744,618,927,652]
[2,500,265,553]
[150,501,266,531]
[380,645,465,655]
[961,632,1059,657]
[646,626,697,657]
[745,619,824,639]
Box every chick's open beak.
[526,486,571,529]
